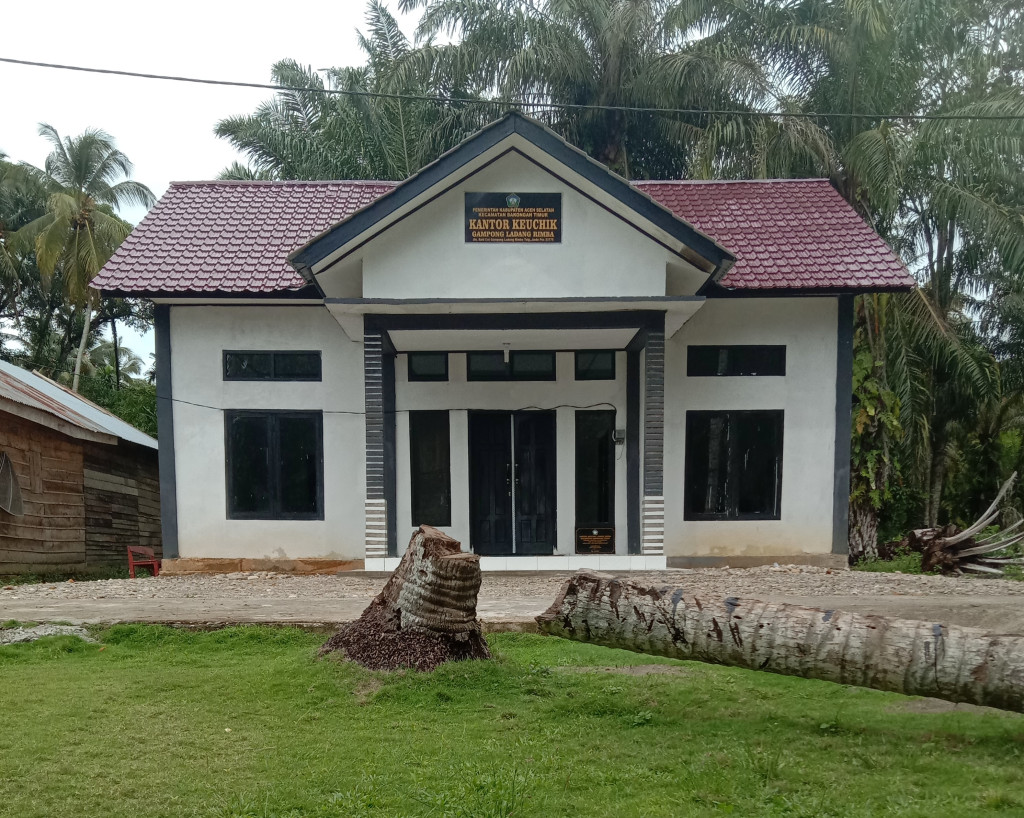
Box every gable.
[292,112,734,298]
[318,149,711,300]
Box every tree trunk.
[537,571,1024,713]
[320,525,490,671]
[848,501,879,561]
[112,318,120,390]
[72,300,93,393]
[927,443,946,528]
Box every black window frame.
[224,409,325,521]
[409,410,452,527]
[686,345,786,377]
[575,350,616,381]
[466,351,557,382]
[223,350,323,382]
[407,352,449,382]
[684,409,784,521]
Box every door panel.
[468,413,513,555]
[514,412,557,555]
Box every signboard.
[465,192,562,243]
[575,527,615,554]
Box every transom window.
[687,345,786,377]
[685,410,783,520]
[575,351,616,381]
[223,351,322,381]
[466,351,556,381]
[408,352,449,382]
[225,411,323,520]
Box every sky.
[2,0,421,360]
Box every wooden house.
[0,359,160,574]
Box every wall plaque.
[575,526,615,554]
[465,192,562,243]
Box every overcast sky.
[2,0,420,359]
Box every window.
[409,411,452,526]
[575,351,616,380]
[687,345,786,377]
[510,351,555,380]
[575,411,615,526]
[466,351,556,381]
[466,352,507,381]
[225,411,323,520]
[685,410,783,520]
[223,351,322,381]
[0,451,24,516]
[408,352,449,382]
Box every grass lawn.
[1,627,1022,817]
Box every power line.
[1,55,1021,122]
[4,354,620,417]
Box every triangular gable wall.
[290,113,734,299]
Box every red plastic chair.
[127,545,161,578]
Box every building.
[92,112,912,572]
[0,360,160,573]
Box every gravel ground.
[2,565,1023,602]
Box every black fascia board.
[697,280,914,298]
[96,284,325,301]
[287,111,735,278]
[364,310,666,333]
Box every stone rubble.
[0,624,96,645]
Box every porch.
[327,298,705,570]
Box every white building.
[93,113,913,572]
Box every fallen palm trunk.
[320,525,490,671]
[894,472,1024,575]
[537,571,1024,712]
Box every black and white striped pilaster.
[642,324,665,556]
[364,329,387,558]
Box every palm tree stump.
[320,526,490,671]
[537,571,1024,713]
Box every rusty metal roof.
[0,360,157,448]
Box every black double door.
[469,411,556,556]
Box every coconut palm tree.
[16,125,154,391]
[0,154,47,319]
[216,3,490,181]
[87,339,145,389]
[398,0,780,178]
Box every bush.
[853,548,930,574]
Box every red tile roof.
[94,180,396,294]
[635,179,912,290]
[93,177,912,294]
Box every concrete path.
[2,586,1023,633]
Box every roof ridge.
[634,178,831,186]
[164,178,830,188]
[168,179,400,187]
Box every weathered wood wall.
[83,441,162,566]
[0,408,162,573]
[0,410,87,573]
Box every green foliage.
[77,376,157,437]
[0,566,131,586]
[1,628,1023,816]
[852,548,929,575]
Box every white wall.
[664,298,839,558]
[359,152,677,299]
[395,350,628,555]
[169,305,366,560]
